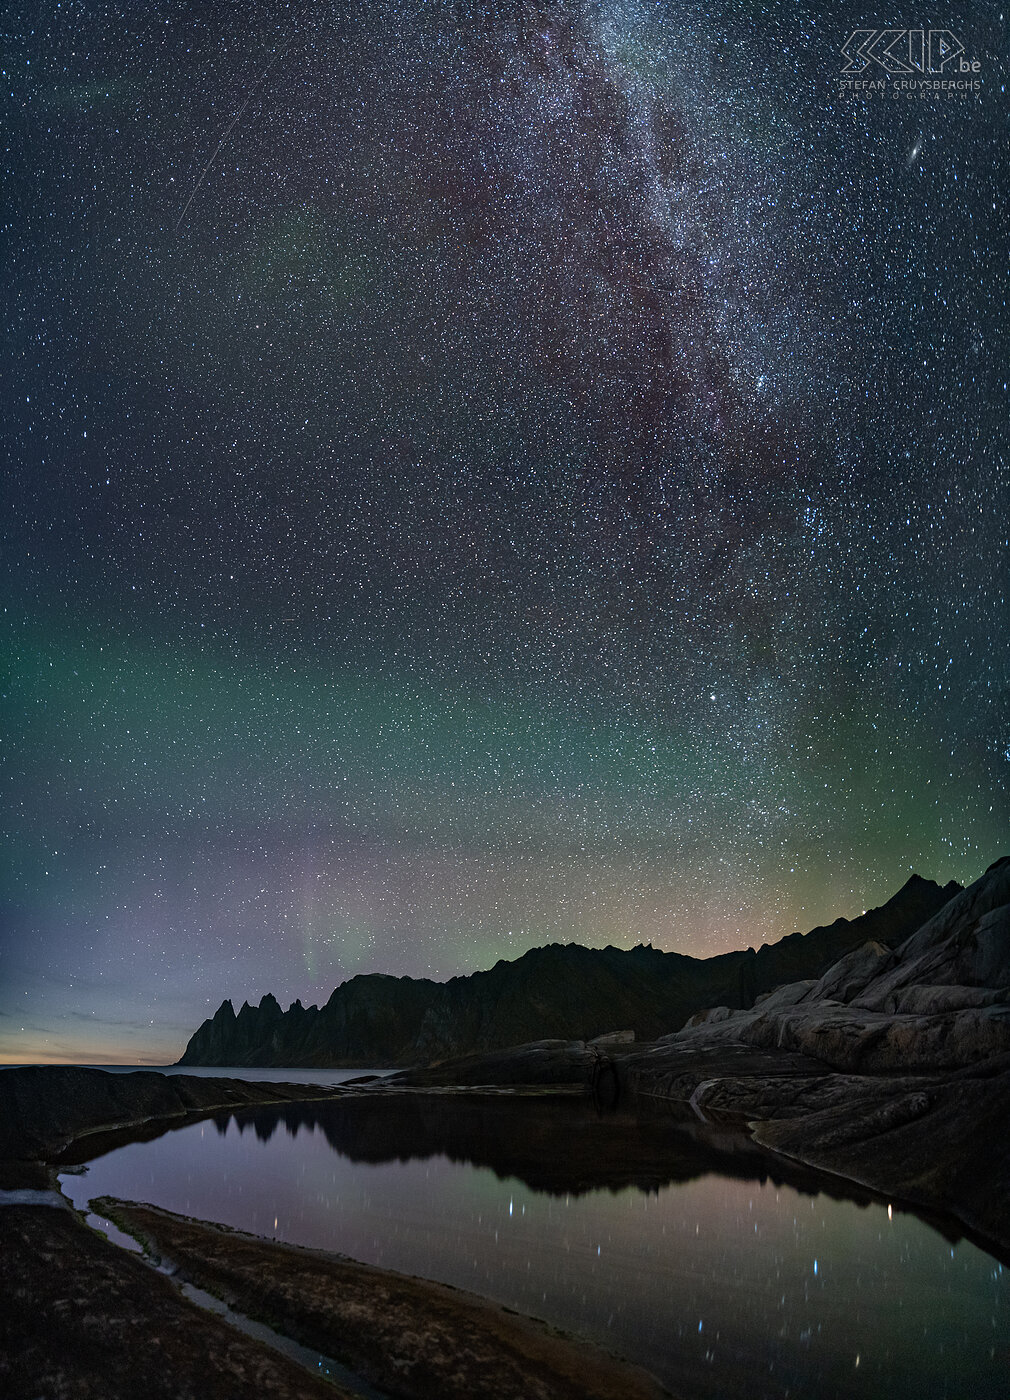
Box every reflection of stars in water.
[58,1110,1010,1395]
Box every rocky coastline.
[396,856,1010,1258]
[3,856,1008,1396]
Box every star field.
[3,0,1008,1062]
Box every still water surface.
[60,1095,1006,1399]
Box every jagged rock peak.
[669,854,1010,1074]
[178,868,961,1069]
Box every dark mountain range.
[178,873,960,1067]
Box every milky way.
[3,1,1008,1061]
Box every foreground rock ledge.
[0,1204,349,1400]
[0,1067,671,1398]
[97,1198,671,1400]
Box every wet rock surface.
[95,1199,672,1400]
[748,1056,1010,1252]
[0,1205,348,1400]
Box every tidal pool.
[59,1094,1007,1399]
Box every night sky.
[3,1,1007,1064]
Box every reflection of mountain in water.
[213,1095,954,1237]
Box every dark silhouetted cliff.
[177,873,960,1067]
